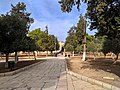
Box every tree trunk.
[33,51,36,60]
[50,51,53,55]
[111,53,115,60]
[46,51,48,57]
[28,51,30,59]
[104,53,106,58]
[35,51,37,58]
[15,51,18,63]
[73,51,74,56]
[5,53,9,68]
[82,22,86,61]
[82,41,86,61]
[113,54,119,64]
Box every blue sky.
[0,0,95,41]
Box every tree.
[25,37,37,60]
[28,28,44,51]
[65,44,74,52]
[76,15,85,45]
[65,15,87,58]
[58,0,87,12]
[0,14,27,64]
[86,0,120,63]
[0,14,14,63]
[76,15,87,61]
[59,0,120,39]
[65,26,78,56]
[75,45,83,53]
[102,39,111,56]
[87,35,102,53]
[59,0,120,62]
[0,2,34,67]
[28,28,59,55]
[86,0,120,62]
[86,0,120,40]
[48,35,59,54]
[102,38,120,64]
[87,39,98,60]
[10,2,34,62]
[11,2,34,30]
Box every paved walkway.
[0,58,106,90]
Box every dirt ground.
[67,56,120,88]
[0,59,45,73]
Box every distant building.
[59,41,64,51]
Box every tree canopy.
[102,38,120,62]
[59,0,120,62]
[0,2,34,63]
[64,26,78,52]
[64,15,87,53]
[59,0,87,12]
[10,2,34,52]
[48,35,59,53]
[86,0,120,39]
[59,0,120,39]
[28,28,59,53]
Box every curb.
[0,60,45,77]
[67,71,120,90]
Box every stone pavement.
[0,58,106,90]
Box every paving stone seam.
[55,63,64,90]
[67,71,120,90]
[37,61,51,76]
[44,61,55,76]
[39,60,63,90]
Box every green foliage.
[75,45,83,53]
[87,36,104,53]
[28,28,59,52]
[48,35,59,52]
[65,15,87,53]
[10,2,34,52]
[65,44,74,52]
[76,15,86,44]
[11,37,36,52]
[86,34,94,41]
[11,2,34,30]
[0,14,13,53]
[59,0,120,40]
[102,39,111,55]
[59,0,120,59]
[65,26,78,52]
[28,28,46,51]
[102,38,120,56]
[87,41,98,53]
[58,0,87,12]
[86,0,120,39]
[0,2,34,55]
